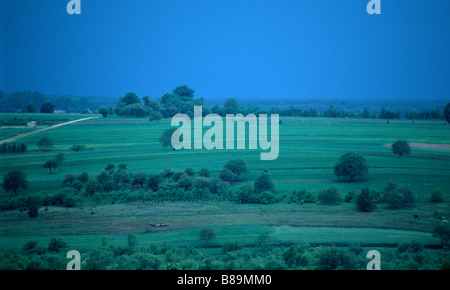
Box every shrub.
[355,187,376,212]
[317,187,341,205]
[28,205,38,218]
[382,182,415,209]
[344,191,355,203]
[289,190,315,204]
[258,191,280,204]
[430,190,444,203]
[236,185,256,204]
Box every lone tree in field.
[37,136,54,151]
[392,140,411,158]
[1,170,28,196]
[199,227,216,246]
[334,152,369,182]
[159,127,178,150]
[444,103,450,124]
[43,160,58,174]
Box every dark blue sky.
[2,0,450,102]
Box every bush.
[344,191,355,203]
[289,190,315,204]
[430,190,444,203]
[258,191,280,204]
[28,205,38,218]
[317,187,341,205]
[382,182,415,209]
[355,187,376,212]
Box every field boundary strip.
[0,117,100,145]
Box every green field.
[1,113,449,253]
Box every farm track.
[0,117,100,145]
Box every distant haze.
[2,1,450,102]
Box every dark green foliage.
[37,136,54,151]
[355,187,376,212]
[199,227,216,245]
[98,107,109,117]
[199,168,211,178]
[289,190,316,204]
[432,223,450,248]
[444,103,450,124]
[47,238,68,253]
[40,102,54,113]
[253,171,275,194]
[2,170,27,196]
[429,190,444,203]
[70,144,87,152]
[221,242,241,254]
[223,159,248,181]
[43,160,58,174]
[28,205,38,218]
[344,191,355,203]
[334,152,369,182]
[382,182,415,209]
[218,168,236,182]
[317,187,340,205]
[159,127,177,149]
[392,140,411,158]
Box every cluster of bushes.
[234,170,279,204]
[0,190,77,213]
[286,181,421,212]
[70,144,91,152]
[62,164,233,203]
[0,143,27,154]
[1,236,449,270]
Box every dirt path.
[0,117,99,145]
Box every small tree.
[132,172,148,187]
[28,205,39,218]
[98,107,109,118]
[40,102,55,113]
[218,168,236,182]
[224,159,249,181]
[317,187,341,205]
[430,190,444,203]
[432,223,450,248]
[37,136,54,151]
[355,187,376,212]
[1,170,28,196]
[84,177,102,197]
[43,160,58,174]
[159,127,178,150]
[54,153,65,167]
[334,152,369,182]
[253,170,275,194]
[26,103,36,113]
[199,227,216,246]
[392,140,411,158]
[199,168,211,178]
[444,103,450,124]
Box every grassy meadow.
[1,113,449,255]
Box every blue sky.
[2,0,450,102]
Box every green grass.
[0,114,449,250]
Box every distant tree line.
[0,90,97,113]
[2,88,449,122]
